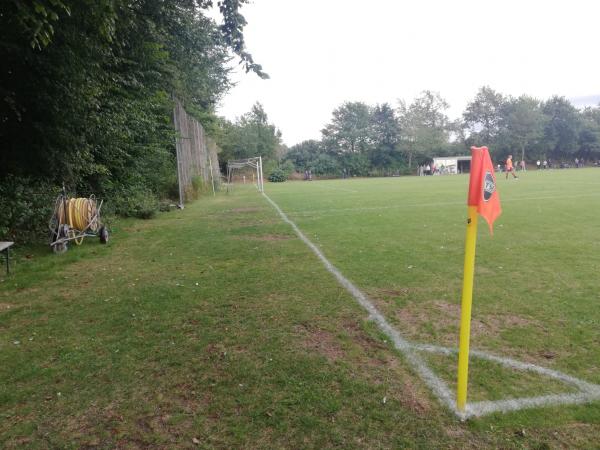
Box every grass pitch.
[1,168,599,447]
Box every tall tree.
[500,96,546,162]
[283,140,322,171]
[217,102,281,162]
[542,96,581,160]
[578,106,600,160]
[463,86,505,146]
[370,103,401,168]
[397,91,450,168]
[321,102,372,154]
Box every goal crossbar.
[226,156,264,193]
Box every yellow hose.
[57,198,98,241]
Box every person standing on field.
[537,160,541,169]
[505,155,518,179]
[520,160,526,171]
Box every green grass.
[1,168,600,448]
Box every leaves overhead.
[0,0,265,241]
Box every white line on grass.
[262,192,457,414]
[263,192,600,420]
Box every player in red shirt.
[505,155,518,179]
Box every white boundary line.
[262,192,600,420]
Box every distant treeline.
[282,88,600,177]
[0,0,264,241]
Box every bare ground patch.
[2,286,41,298]
[233,234,293,242]
[340,319,388,362]
[295,319,433,415]
[373,288,411,299]
[229,207,264,213]
[394,370,432,415]
[57,388,206,448]
[370,286,436,302]
[296,319,432,416]
[0,302,17,312]
[372,298,538,348]
[294,319,391,364]
[224,218,282,230]
[294,324,346,361]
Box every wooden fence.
[173,99,221,206]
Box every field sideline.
[265,169,600,417]
[1,169,599,447]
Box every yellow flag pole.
[456,205,479,413]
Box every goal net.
[226,157,264,193]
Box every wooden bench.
[0,242,14,275]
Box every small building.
[432,156,471,174]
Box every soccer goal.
[226,157,264,193]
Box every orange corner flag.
[457,146,502,412]
[468,146,501,234]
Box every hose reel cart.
[49,187,109,253]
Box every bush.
[280,160,295,176]
[268,168,287,182]
[0,176,58,243]
[312,154,340,176]
[110,186,159,220]
[188,175,211,200]
[165,174,181,201]
[263,159,279,177]
[159,200,175,212]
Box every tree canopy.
[0,0,263,240]
[281,89,600,177]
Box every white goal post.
[226,156,264,193]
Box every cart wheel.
[49,227,59,245]
[99,225,109,244]
[52,242,68,254]
[51,224,69,254]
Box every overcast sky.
[214,0,600,146]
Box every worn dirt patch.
[234,234,292,242]
[381,300,537,346]
[445,426,468,439]
[341,319,387,359]
[295,324,345,361]
[539,350,558,360]
[370,286,435,302]
[0,302,16,311]
[296,319,435,415]
[397,375,432,415]
[60,388,204,448]
[229,207,263,213]
[373,288,411,299]
[224,219,281,231]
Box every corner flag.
[456,146,502,414]
[468,146,502,234]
